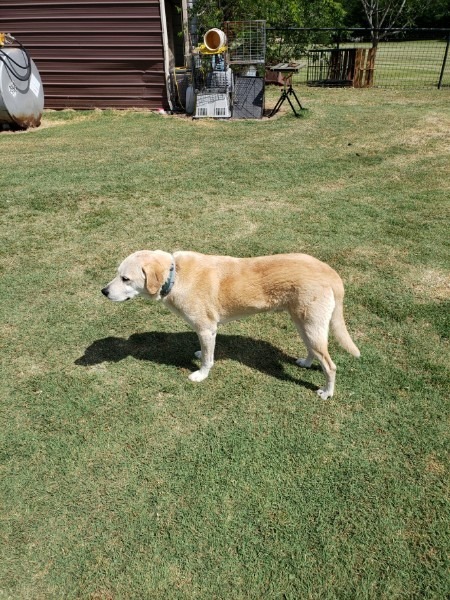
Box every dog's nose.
[101,287,109,297]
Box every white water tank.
[0,46,44,130]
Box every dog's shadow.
[75,331,319,391]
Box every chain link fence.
[266,28,450,89]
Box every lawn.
[1,88,449,599]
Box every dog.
[102,250,360,399]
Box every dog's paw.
[188,370,209,383]
[194,351,202,360]
[317,388,333,400]
[296,357,313,368]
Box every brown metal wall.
[1,0,168,110]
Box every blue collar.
[160,260,176,297]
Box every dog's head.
[102,250,172,302]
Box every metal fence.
[266,28,450,89]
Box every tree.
[189,0,346,34]
[343,0,449,29]
[357,0,450,45]
[413,0,450,27]
[188,0,347,63]
[360,0,408,46]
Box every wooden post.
[353,48,364,88]
[365,47,377,87]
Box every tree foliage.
[190,0,449,33]
[189,0,346,34]
[344,0,450,28]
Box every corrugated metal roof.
[1,0,169,109]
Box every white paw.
[188,370,209,383]
[194,351,202,359]
[317,388,333,400]
[296,357,313,368]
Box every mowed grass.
[1,88,449,599]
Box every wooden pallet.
[353,47,377,88]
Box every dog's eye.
[121,276,130,283]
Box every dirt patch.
[425,455,446,475]
[408,266,450,302]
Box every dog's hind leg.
[290,312,316,369]
[311,344,336,400]
[289,295,337,399]
[189,325,217,382]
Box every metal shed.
[1,0,185,110]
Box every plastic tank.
[0,46,44,130]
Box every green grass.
[1,88,449,599]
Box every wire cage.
[307,47,376,88]
[307,49,355,87]
[224,21,266,65]
[192,52,231,93]
[192,52,232,118]
[233,76,264,119]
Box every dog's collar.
[160,259,176,297]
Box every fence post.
[438,31,450,89]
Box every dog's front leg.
[189,326,217,382]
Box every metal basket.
[192,53,230,93]
[224,21,266,65]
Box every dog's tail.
[331,283,360,358]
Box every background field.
[1,88,449,599]
[286,39,450,88]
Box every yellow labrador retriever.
[102,250,360,399]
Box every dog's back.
[172,251,342,320]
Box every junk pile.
[184,21,266,119]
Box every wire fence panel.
[266,28,450,90]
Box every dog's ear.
[142,259,165,295]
